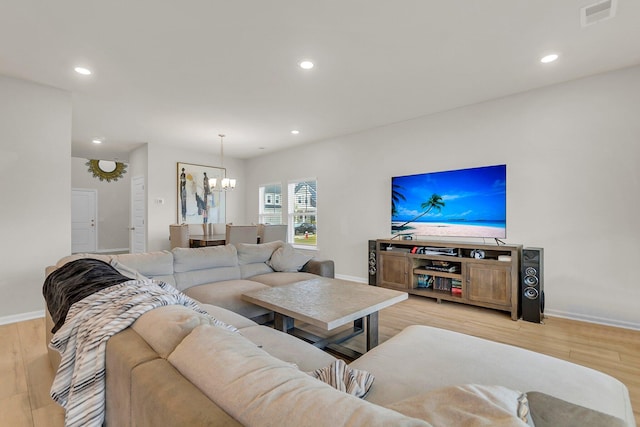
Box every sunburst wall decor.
[86,159,128,182]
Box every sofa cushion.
[174,266,243,291]
[172,246,241,290]
[183,280,271,319]
[350,325,633,425]
[267,243,313,272]
[249,271,319,287]
[131,358,242,427]
[105,328,161,426]
[114,251,176,286]
[132,305,235,358]
[236,241,284,279]
[238,262,274,280]
[168,325,429,427]
[198,303,258,329]
[173,245,238,271]
[239,325,336,371]
[235,241,283,265]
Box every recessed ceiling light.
[299,61,314,70]
[75,67,92,75]
[92,139,102,144]
[540,54,559,64]
[291,130,300,135]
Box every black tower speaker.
[521,247,544,323]
[368,240,377,286]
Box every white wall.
[245,65,640,330]
[71,157,131,251]
[2,65,637,328]
[0,76,71,321]
[93,140,247,254]
[146,143,246,251]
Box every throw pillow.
[236,240,284,264]
[526,391,627,427]
[267,243,313,272]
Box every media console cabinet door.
[379,252,409,288]
[466,263,511,307]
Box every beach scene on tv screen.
[391,164,506,239]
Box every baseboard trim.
[335,274,367,284]
[544,309,640,331]
[0,310,45,326]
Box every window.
[258,183,283,225]
[288,179,317,248]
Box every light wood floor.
[2,296,639,426]
[0,317,64,427]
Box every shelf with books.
[413,268,461,280]
[413,273,463,298]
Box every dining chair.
[257,224,288,243]
[225,225,259,245]
[169,224,189,249]
[187,224,206,236]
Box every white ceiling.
[1,1,639,160]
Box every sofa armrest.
[45,309,61,370]
[301,259,334,278]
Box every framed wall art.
[177,162,226,225]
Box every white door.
[71,189,97,253]
[130,175,146,253]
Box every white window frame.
[288,178,317,250]
[258,182,283,225]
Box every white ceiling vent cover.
[581,0,617,27]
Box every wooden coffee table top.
[241,277,407,330]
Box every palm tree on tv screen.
[391,184,406,216]
[394,193,445,231]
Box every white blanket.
[385,384,532,426]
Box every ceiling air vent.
[581,0,617,27]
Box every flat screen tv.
[391,164,506,239]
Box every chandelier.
[209,134,236,191]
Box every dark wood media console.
[372,239,522,320]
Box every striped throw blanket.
[49,279,236,427]
[307,359,375,398]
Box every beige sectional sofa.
[49,241,333,318]
[44,243,636,426]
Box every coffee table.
[241,277,407,358]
